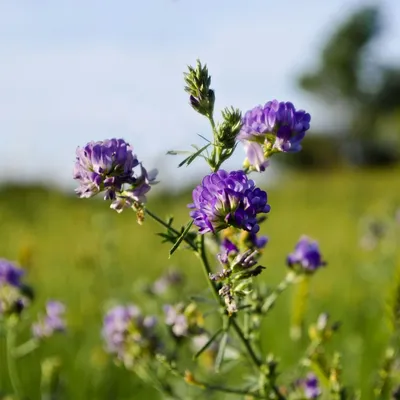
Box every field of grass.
[0,167,399,399]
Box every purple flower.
[218,238,239,264]
[74,138,138,198]
[152,269,184,295]
[73,138,158,212]
[32,301,66,339]
[189,170,271,234]
[248,232,268,249]
[302,374,321,399]
[287,236,326,272]
[164,304,189,337]
[0,259,24,287]
[102,304,159,367]
[238,100,311,170]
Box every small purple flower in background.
[0,259,29,316]
[0,259,24,287]
[189,170,270,234]
[302,373,321,399]
[151,268,184,295]
[102,304,159,367]
[32,301,66,339]
[163,303,203,338]
[238,100,310,171]
[287,235,326,272]
[73,138,158,213]
[164,304,189,337]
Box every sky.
[0,0,399,189]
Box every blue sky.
[0,0,399,189]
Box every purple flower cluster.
[102,304,159,367]
[73,138,158,212]
[164,304,189,337]
[163,303,203,338]
[32,301,66,339]
[0,259,24,287]
[238,100,311,171]
[287,236,326,272]
[0,259,27,316]
[189,170,270,234]
[301,374,321,399]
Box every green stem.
[261,272,295,314]
[190,380,265,398]
[6,328,24,399]
[13,338,39,358]
[197,235,262,369]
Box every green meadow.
[0,167,399,399]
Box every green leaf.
[166,150,191,156]
[178,143,211,168]
[168,220,194,257]
[193,328,223,360]
[215,332,229,372]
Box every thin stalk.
[261,272,295,314]
[6,328,24,399]
[191,381,265,399]
[198,235,262,369]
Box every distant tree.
[298,6,400,165]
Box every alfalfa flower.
[287,235,326,273]
[301,373,321,399]
[102,304,160,368]
[73,138,158,214]
[238,100,311,171]
[32,301,66,339]
[188,170,270,234]
[0,259,29,316]
[163,302,204,338]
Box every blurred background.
[1,0,400,398]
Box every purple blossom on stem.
[302,373,321,399]
[238,100,311,171]
[189,170,271,234]
[73,138,158,212]
[163,304,189,337]
[287,235,326,272]
[0,259,24,287]
[32,301,66,339]
[102,304,159,367]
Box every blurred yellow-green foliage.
[0,167,399,399]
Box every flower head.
[151,269,184,295]
[163,303,203,338]
[302,373,321,399]
[0,259,24,287]
[32,301,66,339]
[287,235,326,272]
[102,304,159,368]
[189,170,270,234]
[0,259,29,316]
[238,100,310,171]
[73,138,158,213]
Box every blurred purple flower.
[152,269,184,295]
[238,100,310,171]
[302,373,321,399]
[164,304,189,337]
[287,235,326,272]
[0,259,24,287]
[189,170,270,234]
[32,301,66,339]
[102,304,159,367]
